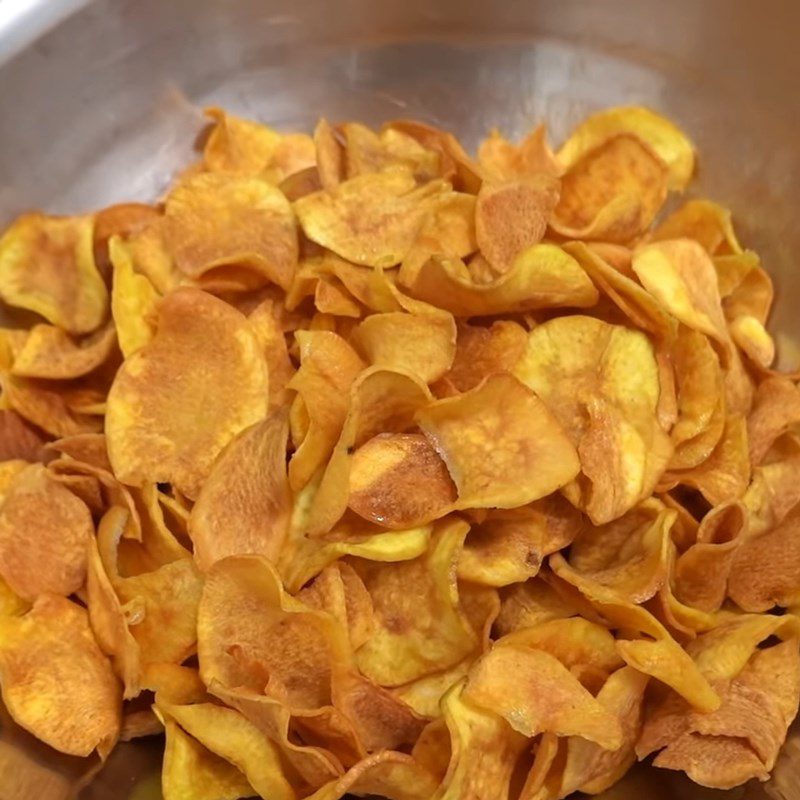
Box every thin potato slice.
[417,373,580,509]
[478,124,561,182]
[106,288,268,499]
[0,595,121,757]
[0,409,46,461]
[0,213,107,334]
[651,199,741,254]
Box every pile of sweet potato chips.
[1,104,799,799]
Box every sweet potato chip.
[552,134,668,243]
[348,432,456,529]
[351,311,456,384]
[434,682,527,800]
[478,124,561,182]
[247,296,294,409]
[392,659,471,719]
[109,236,159,358]
[287,330,365,490]
[458,497,581,587]
[515,315,670,524]
[401,244,598,316]
[158,699,296,800]
[164,172,298,289]
[0,409,45,461]
[354,518,477,686]
[632,239,730,352]
[106,288,268,499]
[0,595,120,757]
[551,554,719,712]
[203,107,285,177]
[0,462,93,600]
[747,376,800,465]
[189,410,291,571]
[417,373,579,509]
[559,667,649,795]
[0,213,108,334]
[464,645,623,748]
[556,106,695,190]
[160,715,254,800]
[730,313,775,368]
[295,169,448,267]
[494,576,578,637]
[9,321,117,380]
[475,176,558,271]
[651,199,741,254]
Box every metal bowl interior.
[1,1,799,798]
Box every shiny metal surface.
[0,1,799,798]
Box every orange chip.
[314,118,344,190]
[294,169,448,267]
[458,496,581,587]
[747,376,800,465]
[348,432,456,529]
[0,213,108,334]
[651,199,741,254]
[189,410,291,570]
[515,315,670,524]
[0,409,46,461]
[0,463,93,600]
[353,518,477,686]
[287,330,365,490]
[552,134,668,243]
[0,595,120,757]
[475,176,558,271]
[416,373,579,509]
[163,172,298,289]
[494,576,578,637]
[464,645,623,748]
[351,311,456,384]
[106,288,269,499]
[402,244,598,316]
[477,124,561,182]
[93,201,160,277]
[436,320,528,395]
[9,321,117,380]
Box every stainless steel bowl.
[1,1,799,798]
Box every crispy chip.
[401,244,598,316]
[494,576,578,637]
[0,595,120,757]
[203,107,283,176]
[0,213,108,334]
[164,172,298,289]
[417,373,579,509]
[464,645,623,748]
[189,410,291,570]
[747,376,800,465]
[556,106,695,190]
[295,169,448,267]
[515,315,670,524]
[354,519,477,686]
[0,462,93,600]
[651,199,741,254]
[0,409,45,461]
[351,311,456,384]
[106,288,269,499]
[478,124,561,182]
[475,176,558,271]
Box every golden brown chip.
[0,462,93,600]
[353,518,477,686]
[402,244,598,316]
[464,645,623,748]
[651,199,741,254]
[478,124,561,182]
[458,497,581,587]
[9,321,117,380]
[294,169,448,267]
[0,595,120,757]
[747,376,800,465]
[106,288,269,499]
[416,373,579,509]
[351,311,456,384]
[515,315,670,524]
[189,410,291,571]
[247,295,295,409]
[163,172,298,289]
[0,213,108,334]
[348,432,456,529]
[475,176,558,271]
[0,409,46,461]
[552,134,668,242]
[494,576,578,637]
[287,330,365,491]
